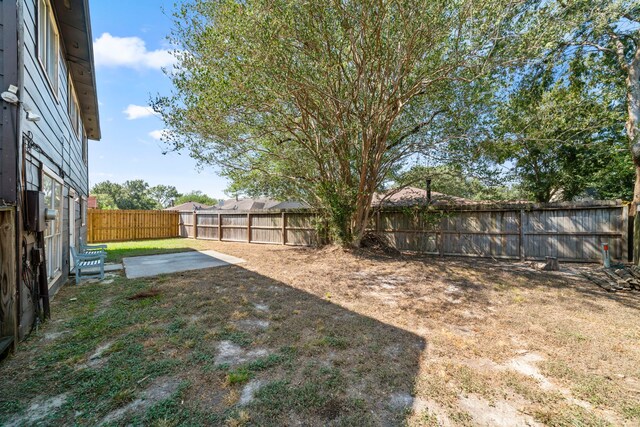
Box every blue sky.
[88,0,228,199]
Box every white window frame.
[42,167,64,286]
[38,0,59,96]
[82,134,88,165]
[69,189,77,270]
[68,76,82,139]
[81,196,87,226]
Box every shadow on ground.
[0,264,426,426]
[340,247,640,312]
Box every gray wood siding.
[22,0,88,198]
[19,0,90,293]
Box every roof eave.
[54,0,101,140]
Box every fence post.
[247,213,252,243]
[519,209,525,261]
[218,213,222,241]
[439,215,444,257]
[192,212,198,239]
[622,204,629,262]
[282,212,287,245]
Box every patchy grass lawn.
[1,239,639,426]
[104,237,211,263]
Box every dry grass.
[1,239,639,426]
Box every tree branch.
[386,109,447,150]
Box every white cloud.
[123,104,157,120]
[93,33,176,70]
[149,129,168,140]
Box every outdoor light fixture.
[22,103,41,122]
[0,85,42,122]
[1,85,19,104]
[26,111,41,122]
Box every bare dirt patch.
[1,240,639,426]
[99,377,181,425]
[6,394,69,427]
[193,241,640,425]
[214,341,269,366]
[458,394,541,426]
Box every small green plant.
[311,334,350,349]
[226,368,251,385]
[623,403,640,420]
[214,327,253,347]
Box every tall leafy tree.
[93,193,118,210]
[149,185,181,208]
[118,180,160,210]
[91,181,124,207]
[91,180,161,210]
[155,0,528,246]
[488,55,630,202]
[174,190,217,206]
[496,1,639,257]
[393,165,523,201]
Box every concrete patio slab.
[123,250,246,279]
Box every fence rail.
[88,210,179,243]
[89,201,630,262]
[374,202,629,262]
[178,210,318,246]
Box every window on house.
[82,134,88,165]
[38,0,59,92]
[81,196,87,226]
[42,171,63,285]
[68,77,81,138]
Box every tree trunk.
[634,165,640,264]
[350,178,377,248]
[626,61,640,264]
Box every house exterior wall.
[0,0,18,204]
[17,0,91,336]
[0,0,97,342]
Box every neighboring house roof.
[212,198,310,211]
[165,202,210,211]
[372,186,532,207]
[87,195,98,209]
[269,201,310,210]
[53,0,100,139]
[372,187,469,207]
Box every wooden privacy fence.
[178,210,318,246]
[89,201,629,262]
[178,201,628,262]
[88,209,179,243]
[375,201,629,262]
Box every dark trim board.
[0,0,19,203]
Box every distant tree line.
[91,180,218,210]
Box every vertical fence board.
[372,204,626,262]
[88,210,180,243]
[91,203,626,263]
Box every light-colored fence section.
[178,210,318,246]
[376,202,629,262]
[91,202,629,262]
[88,210,179,243]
